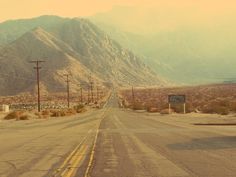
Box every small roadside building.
[0,105,10,113]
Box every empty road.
[0,94,236,177]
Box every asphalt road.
[0,94,236,177]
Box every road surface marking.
[84,107,110,177]
[53,129,93,176]
[84,128,99,177]
[61,145,87,177]
[56,103,110,177]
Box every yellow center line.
[84,108,110,177]
[62,145,88,177]
[53,129,92,176]
[54,107,110,177]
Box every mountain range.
[90,6,236,84]
[0,16,166,96]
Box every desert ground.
[119,84,236,115]
[0,91,236,177]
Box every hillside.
[0,27,96,95]
[46,19,164,85]
[91,6,236,84]
[0,15,65,45]
[0,16,166,95]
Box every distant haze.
[1,0,236,25]
[92,2,236,35]
[90,4,236,84]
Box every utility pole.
[89,74,94,103]
[78,84,84,103]
[80,87,83,103]
[132,85,135,106]
[29,60,45,112]
[96,86,99,102]
[64,74,70,108]
[87,85,90,104]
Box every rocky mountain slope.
[90,6,236,84]
[0,16,166,95]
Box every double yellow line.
[54,107,110,177]
[60,145,87,177]
[84,108,111,177]
[53,135,88,177]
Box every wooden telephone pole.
[29,60,45,112]
[132,85,135,108]
[80,87,83,103]
[78,84,84,103]
[96,86,100,102]
[64,74,70,108]
[87,85,90,103]
[89,74,94,103]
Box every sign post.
[184,103,186,114]
[168,103,171,114]
[168,95,186,114]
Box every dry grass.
[147,107,159,113]
[50,108,77,117]
[160,109,174,114]
[73,104,86,113]
[119,83,236,115]
[16,115,29,121]
[4,111,29,120]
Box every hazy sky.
[0,0,235,22]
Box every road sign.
[168,95,186,104]
[168,95,186,114]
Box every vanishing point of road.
[0,93,236,177]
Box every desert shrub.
[122,99,132,108]
[4,111,24,120]
[160,109,173,114]
[215,99,230,107]
[51,110,64,117]
[229,101,236,112]
[201,104,229,115]
[51,109,77,117]
[17,115,29,121]
[216,106,230,115]
[159,103,169,111]
[51,111,58,117]
[42,110,50,116]
[77,108,87,113]
[133,102,145,110]
[74,104,86,113]
[147,107,159,113]
[34,112,39,116]
[66,108,77,116]
[74,104,84,110]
